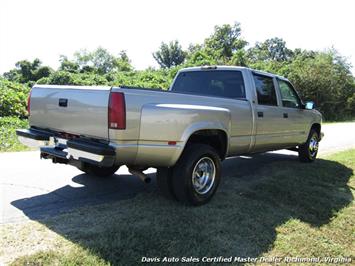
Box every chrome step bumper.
[16,128,116,167]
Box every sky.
[0,0,354,74]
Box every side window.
[253,73,277,106]
[278,79,301,108]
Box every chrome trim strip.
[18,136,50,148]
[67,148,105,163]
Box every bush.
[284,52,355,121]
[0,116,29,152]
[37,71,109,86]
[0,78,30,118]
[109,69,172,89]
[38,69,174,90]
[249,51,355,121]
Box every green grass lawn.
[1,149,354,265]
[0,117,30,152]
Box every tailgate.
[29,85,111,140]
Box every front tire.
[298,129,319,162]
[78,162,120,177]
[171,144,221,206]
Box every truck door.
[275,78,308,145]
[252,72,285,151]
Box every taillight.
[108,92,126,129]
[27,89,32,116]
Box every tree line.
[1,22,354,121]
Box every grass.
[1,150,354,265]
[0,116,30,152]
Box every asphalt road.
[1,122,354,224]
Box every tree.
[73,49,93,71]
[90,47,116,74]
[283,50,355,120]
[185,49,217,66]
[204,22,247,62]
[113,50,133,72]
[59,55,80,73]
[153,40,186,68]
[72,48,133,74]
[247,37,293,62]
[73,48,114,74]
[3,59,52,84]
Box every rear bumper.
[16,128,51,147]
[16,128,116,167]
[66,139,115,166]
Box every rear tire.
[171,144,221,206]
[298,129,319,162]
[156,167,175,200]
[78,162,120,177]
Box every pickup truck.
[16,66,323,205]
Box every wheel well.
[186,129,228,160]
[311,123,321,136]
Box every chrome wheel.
[191,157,216,195]
[309,133,319,157]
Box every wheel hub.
[309,134,319,157]
[192,157,216,194]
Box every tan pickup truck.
[17,66,323,205]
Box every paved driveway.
[317,122,355,154]
[1,122,354,224]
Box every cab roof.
[179,66,288,81]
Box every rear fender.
[179,121,230,156]
[137,103,231,166]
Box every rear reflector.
[108,92,126,129]
[27,89,32,116]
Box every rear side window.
[171,70,246,99]
[253,73,277,106]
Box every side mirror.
[304,101,315,110]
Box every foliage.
[247,37,293,62]
[0,22,354,121]
[153,40,186,68]
[204,22,248,63]
[250,49,355,121]
[37,68,174,89]
[184,22,248,66]
[108,69,172,89]
[286,50,355,120]
[37,71,109,86]
[58,55,80,73]
[0,116,30,152]
[0,78,30,117]
[185,48,218,66]
[3,59,53,86]
[346,93,355,117]
[60,48,133,74]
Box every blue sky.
[1,0,354,73]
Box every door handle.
[59,98,68,107]
[257,111,264,118]
[283,113,288,118]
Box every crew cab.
[16,66,323,205]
